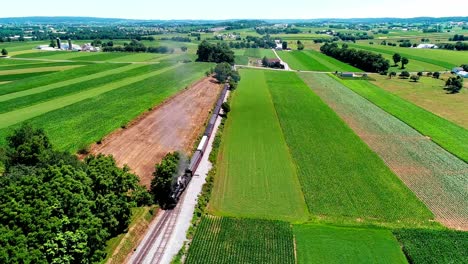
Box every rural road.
[128,91,229,264]
[272,49,292,71]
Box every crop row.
[186,216,295,264]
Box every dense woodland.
[196,41,235,64]
[0,125,151,263]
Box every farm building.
[416,44,438,49]
[456,71,468,78]
[341,72,355,78]
[452,67,464,73]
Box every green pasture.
[294,225,408,264]
[277,50,361,72]
[348,43,467,70]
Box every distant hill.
[0,16,467,25]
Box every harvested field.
[92,77,221,187]
[300,73,468,230]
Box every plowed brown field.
[91,77,221,187]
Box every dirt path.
[91,77,221,187]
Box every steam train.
[166,82,229,208]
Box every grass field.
[348,43,468,70]
[243,48,276,59]
[277,50,361,72]
[372,74,468,128]
[334,76,468,162]
[265,71,433,226]
[13,50,174,63]
[299,73,468,230]
[0,62,126,96]
[186,216,295,264]
[0,64,159,113]
[393,229,468,264]
[210,69,308,221]
[294,225,408,264]
[359,48,446,72]
[0,71,57,81]
[0,62,212,152]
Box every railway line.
[129,82,230,264]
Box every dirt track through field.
[91,77,221,187]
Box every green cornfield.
[186,216,295,264]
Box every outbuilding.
[452,67,464,73]
[341,72,355,78]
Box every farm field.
[277,50,361,72]
[334,77,468,162]
[294,225,408,264]
[0,64,151,113]
[351,46,445,72]
[210,69,308,221]
[92,77,221,187]
[393,229,468,263]
[243,48,276,59]
[299,73,468,230]
[348,43,468,70]
[371,74,468,128]
[265,71,433,226]
[0,62,213,152]
[0,62,126,96]
[186,216,295,264]
[13,51,173,62]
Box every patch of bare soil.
[91,77,221,187]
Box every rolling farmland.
[277,50,361,72]
[210,69,308,221]
[265,71,433,226]
[348,43,468,70]
[294,225,408,264]
[0,59,213,152]
[371,74,468,129]
[186,216,295,264]
[334,77,468,162]
[300,73,468,230]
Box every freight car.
[167,82,229,208]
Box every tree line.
[0,124,151,263]
[102,39,175,54]
[320,43,390,73]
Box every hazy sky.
[0,0,466,20]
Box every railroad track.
[130,194,185,264]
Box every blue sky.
[0,0,466,20]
